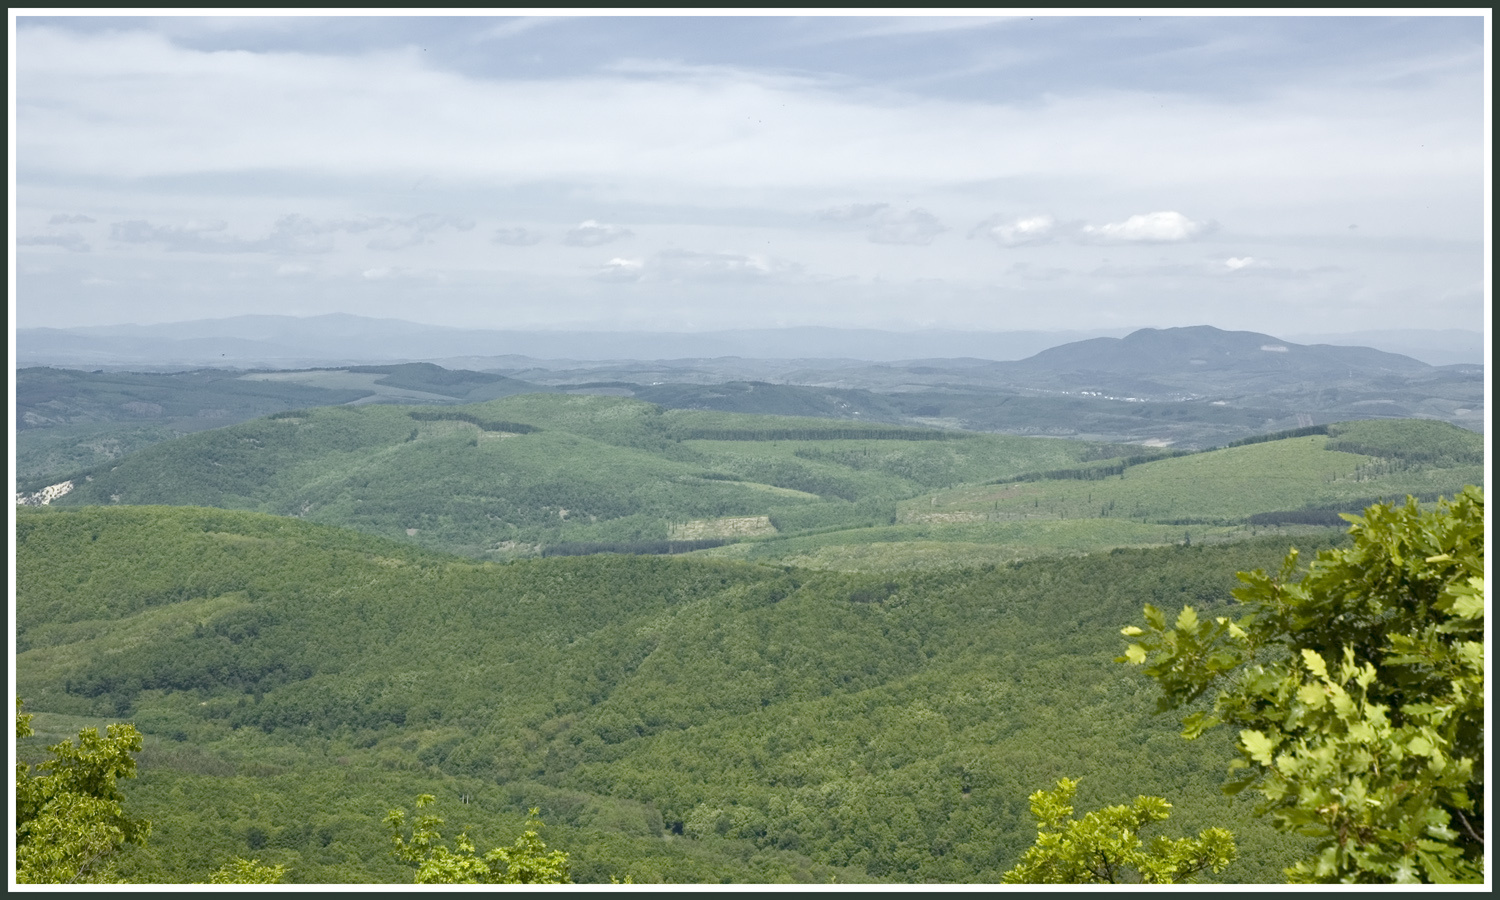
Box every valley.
[17,506,1323,882]
[12,322,1486,883]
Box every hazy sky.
[11,13,1488,335]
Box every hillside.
[16,505,1325,882]
[28,396,1114,558]
[17,324,1483,478]
[14,365,554,479]
[25,400,1482,569]
[1011,325,1431,379]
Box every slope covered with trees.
[18,504,1327,882]
[24,395,1481,573]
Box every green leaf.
[1240,730,1276,766]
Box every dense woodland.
[12,389,1486,883]
[19,396,1482,570]
[19,505,1328,882]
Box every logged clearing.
[670,515,777,540]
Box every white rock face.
[16,481,74,506]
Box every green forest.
[12,394,1485,884]
[21,396,1481,569]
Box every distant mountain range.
[15,314,1485,369]
[16,322,1483,472]
[16,315,1124,369]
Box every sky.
[10,12,1490,336]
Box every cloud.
[655,249,786,283]
[587,249,799,285]
[1083,211,1207,243]
[103,213,475,255]
[492,226,544,246]
[816,203,889,222]
[868,208,946,246]
[263,214,339,254]
[49,213,95,224]
[17,23,1480,210]
[1225,256,1254,270]
[473,16,565,42]
[979,214,1059,247]
[818,204,946,245]
[832,16,1017,40]
[19,233,91,252]
[365,214,475,251]
[109,215,338,254]
[11,22,1484,335]
[565,220,634,247]
[110,218,232,250]
[593,257,645,282]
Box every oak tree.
[14,698,151,884]
[1120,488,1484,882]
[386,795,570,884]
[1002,778,1236,884]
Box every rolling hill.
[22,395,1481,569]
[16,504,1325,882]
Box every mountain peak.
[1018,325,1431,378]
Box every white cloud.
[11,21,1484,335]
[594,257,644,282]
[1083,211,1207,243]
[584,250,798,285]
[16,25,1480,219]
[565,220,634,247]
[982,214,1058,247]
[49,213,95,224]
[1225,256,1254,270]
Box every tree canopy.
[1001,778,1235,883]
[386,795,570,884]
[15,698,151,884]
[1120,487,1484,883]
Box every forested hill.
[23,396,1483,570]
[1009,325,1432,378]
[24,395,1115,557]
[17,505,1319,882]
